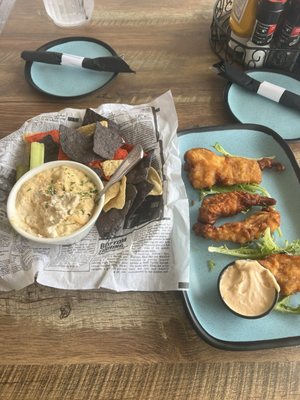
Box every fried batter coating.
[198,191,276,224]
[257,158,285,171]
[259,254,300,296]
[184,148,262,189]
[184,148,276,189]
[193,207,280,244]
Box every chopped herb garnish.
[207,259,216,271]
[79,191,93,198]
[47,185,56,196]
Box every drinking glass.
[43,0,94,28]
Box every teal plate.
[24,36,117,98]
[225,70,300,141]
[179,124,300,350]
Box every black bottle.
[251,0,287,46]
[245,0,287,67]
[267,0,300,70]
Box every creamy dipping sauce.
[219,259,280,317]
[16,166,99,238]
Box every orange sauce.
[219,259,280,317]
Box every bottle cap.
[258,0,287,14]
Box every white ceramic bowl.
[7,160,104,245]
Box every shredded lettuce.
[213,142,275,160]
[207,259,216,271]
[208,228,300,259]
[275,296,300,314]
[199,183,271,200]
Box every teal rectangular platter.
[179,124,300,350]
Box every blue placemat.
[226,70,300,141]
[25,37,117,97]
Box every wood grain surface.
[0,0,300,399]
[0,0,15,33]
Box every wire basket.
[210,0,300,72]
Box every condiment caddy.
[211,0,300,72]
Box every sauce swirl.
[219,259,280,317]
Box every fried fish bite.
[259,254,300,296]
[193,207,280,244]
[184,148,282,190]
[198,191,276,224]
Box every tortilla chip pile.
[23,108,163,238]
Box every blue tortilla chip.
[126,152,153,184]
[59,125,99,164]
[126,180,154,218]
[82,108,108,126]
[96,184,137,238]
[39,134,59,162]
[93,121,124,159]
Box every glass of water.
[43,0,94,28]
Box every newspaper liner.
[0,91,190,291]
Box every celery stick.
[30,142,45,169]
[16,165,29,180]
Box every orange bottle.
[229,0,258,46]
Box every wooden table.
[0,1,299,399]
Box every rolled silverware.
[21,50,135,73]
[214,61,300,113]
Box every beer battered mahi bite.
[184,147,282,189]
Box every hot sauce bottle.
[251,0,287,45]
[245,0,287,67]
[267,0,300,70]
